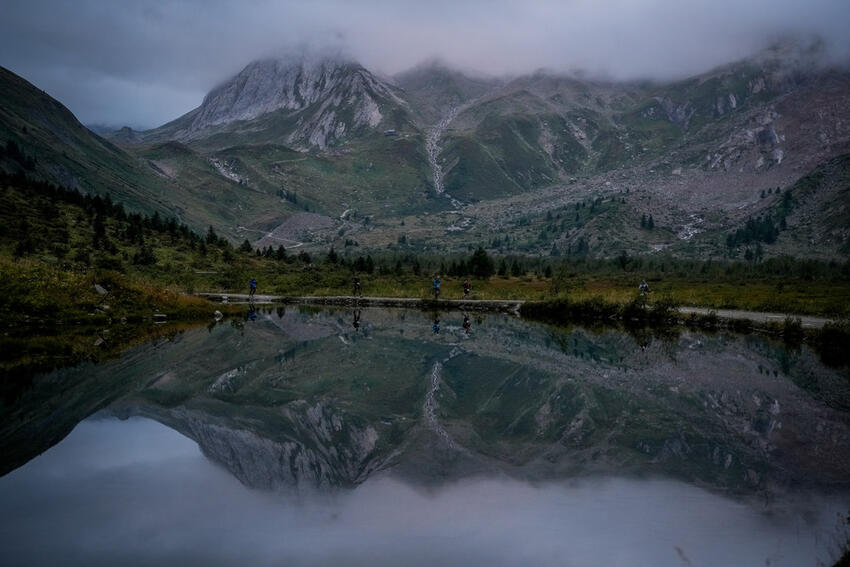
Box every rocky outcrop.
[153,56,409,150]
[656,96,696,129]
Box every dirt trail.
[196,294,835,328]
[197,293,524,313]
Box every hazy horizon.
[2,0,849,128]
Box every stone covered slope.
[435,43,850,201]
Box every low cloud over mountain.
[1,0,849,127]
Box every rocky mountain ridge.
[145,55,413,150]
[3,43,850,258]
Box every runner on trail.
[463,279,471,298]
[353,275,363,297]
[432,275,442,300]
[638,280,650,296]
[249,278,257,298]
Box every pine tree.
[511,260,522,277]
[327,247,339,264]
[469,247,495,279]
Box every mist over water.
[0,417,845,567]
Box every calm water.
[2,307,849,566]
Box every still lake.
[2,307,849,566]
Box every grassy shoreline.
[0,257,242,328]
[211,273,849,317]
[2,172,848,328]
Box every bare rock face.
[162,55,407,150]
[193,58,340,127]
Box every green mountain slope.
[393,60,503,125]
[0,66,174,216]
[4,41,850,260]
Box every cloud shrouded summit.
[1,0,849,128]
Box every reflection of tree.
[5,309,850,495]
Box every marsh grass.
[0,256,240,325]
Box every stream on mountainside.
[2,306,849,566]
[425,107,465,209]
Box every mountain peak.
[393,60,503,125]
[146,54,410,150]
[191,55,363,131]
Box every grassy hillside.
[0,67,177,217]
[2,167,849,329]
[0,67,304,240]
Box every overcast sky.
[1,0,849,128]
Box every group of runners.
[247,276,652,301]
[244,276,650,336]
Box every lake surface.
[2,307,849,566]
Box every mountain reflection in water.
[0,417,845,567]
[1,307,849,565]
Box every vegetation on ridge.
[1,172,849,329]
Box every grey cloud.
[1,0,848,127]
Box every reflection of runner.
[352,309,361,332]
[353,275,363,297]
[432,315,440,334]
[247,303,257,321]
[432,275,441,300]
[462,314,471,335]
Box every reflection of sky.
[0,418,845,566]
